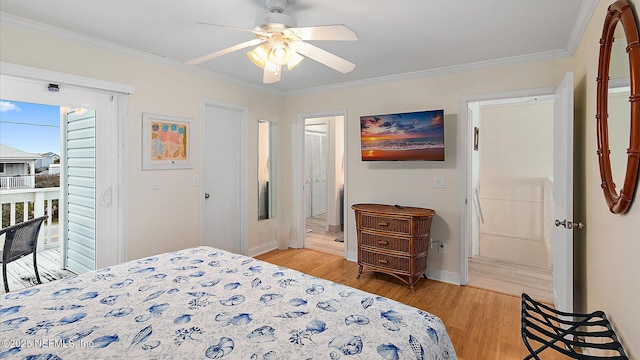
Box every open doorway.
[1,72,125,293]
[462,73,575,313]
[466,95,555,302]
[303,116,344,257]
[0,100,74,290]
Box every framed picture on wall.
[142,113,192,170]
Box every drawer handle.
[378,259,389,264]
[377,240,388,246]
[378,222,389,227]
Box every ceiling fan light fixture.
[247,44,270,69]
[268,43,292,65]
[286,51,304,70]
[187,0,357,84]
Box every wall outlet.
[438,243,446,254]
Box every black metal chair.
[521,292,628,359]
[0,215,49,293]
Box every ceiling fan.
[186,0,357,84]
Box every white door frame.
[293,110,347,256]
[0,62,134,266]
[199,99,249,255]
[551,72,574,314]
[459,86,556,285]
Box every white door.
[202,103,245,254]
[0,75,120,271]
[305,130,328,217]
[310,132,327,216]
[304,132,313,218]
[63,108,99,273]
[552,72,574,314]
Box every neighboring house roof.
[39,152,59,158]
[0,144,42,161]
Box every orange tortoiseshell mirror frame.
[596,0,640,214]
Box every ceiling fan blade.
[289,41,356,73]
[263,65,282,84]
[186,38,265,65]
[286,25,357,41]
[197,22,262,36]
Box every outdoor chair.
[0,215,48,293]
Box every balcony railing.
[0,187,61,250]
[0,175,36,189]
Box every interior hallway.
[304,213,344,257]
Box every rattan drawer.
[360,214,411,234]
[359,249,411,273]
[360,231,410,253]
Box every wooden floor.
[468,256,554,304]
[256,248,566,360]
[304,213,344,257]
[1,247,76,294]
[304,213,554,303]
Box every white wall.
[0,23,284,260]
[284,59,572,280]
[572,0,640,356]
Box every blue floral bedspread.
[1,246,457,359]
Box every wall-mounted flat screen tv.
[360,109,445,161]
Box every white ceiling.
[0,0,597,94]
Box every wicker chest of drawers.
[352,203,435,293]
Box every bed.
[1,246,457,359]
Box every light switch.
[152,178,160,189]
[433,177,445,188]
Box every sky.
[0,99,61,154]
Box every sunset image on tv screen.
[360,109,444,161]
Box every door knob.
[204,193,210,199]
[555,219,566,228]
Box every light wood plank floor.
[1,248,76,294]
[256,248,566,360]
[305,213,344,257]
[305,214,555,304]
[468,256,554,304]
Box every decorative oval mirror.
[596,0,640,214]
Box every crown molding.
[566,0,598,55]
[285,49,572,96]
[0,12,283,96]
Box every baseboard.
[426,267,460,285]
[248,241,279,257]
